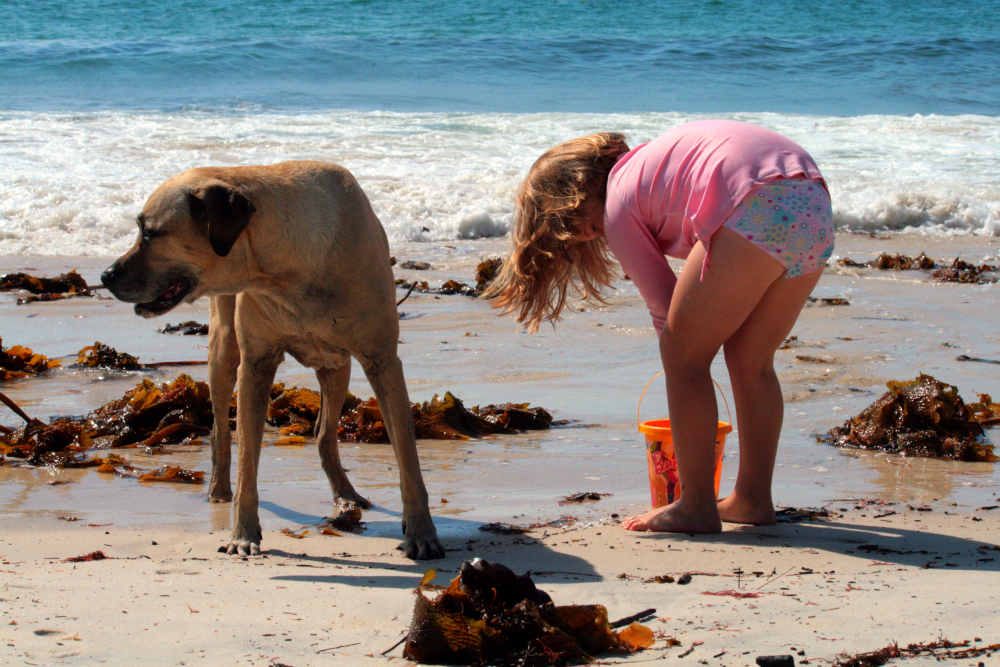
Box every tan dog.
[101,161,445,559]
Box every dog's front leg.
[316,361,372,509]
[208,295,239,502]
[227,345,281,557]
[359,354,445,560]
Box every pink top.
[604,120,826,334]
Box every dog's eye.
[141,228,162,243]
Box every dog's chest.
[285,332,350,370]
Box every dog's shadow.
[257,501,599,590]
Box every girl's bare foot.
[621,500,722,534]
[717,493,776,525]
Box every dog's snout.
[100,264,118,288]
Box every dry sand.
[2,506,998,666]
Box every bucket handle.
[636,371,733,430]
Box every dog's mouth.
[135,278,193,318]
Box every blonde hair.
[485,132,630,332]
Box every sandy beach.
[1,509,998,666]
[1,231,998,665]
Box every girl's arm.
[604,189,677,336]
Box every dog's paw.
[401,518,445,560]
[404,532,446,560]
[226,524,262,557]
[334,492,372,510]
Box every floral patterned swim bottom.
[723,178,835,279]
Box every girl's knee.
[723,341,775,381]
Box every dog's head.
[101,174,255,317]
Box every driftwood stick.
[0,389,34,423]
[396,282,418,307]
[610,608,657,629]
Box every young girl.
[487,120,834,534]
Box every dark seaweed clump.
[824,374,997,462]
[404,559,652,666]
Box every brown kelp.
[0,269,97,304]
[474,256,504,294]
[404,559,652,666]
[824,374,997,462]
[838,253,998,284]
[932,257,999,284]
[0,269,90,295]
[0,337,61,382]
[2,373,560,468]
[74,342,145,371]
[337,392,556,443]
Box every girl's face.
[572,195,605,243]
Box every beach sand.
[1,511,998,666]
[1,232,999,665]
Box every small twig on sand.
[380,635,407,656]
[316,642,361,654]
[0,389,34,423]
[755,565,796,591]
[610,608,657,629]
[678,641,703,658]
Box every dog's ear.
[187,185,256,257]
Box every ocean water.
[1,0,999,256]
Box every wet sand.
[1,232,999,664]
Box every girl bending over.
[486,120,834,533]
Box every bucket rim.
[639,419,733,436]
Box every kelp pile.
[0,269,95,303]
[931,257,999,284]
[394,255,506,299]
[474,256,504,294]
[839,252,937,271]
[86,375,214,448]
[824,374,998,462]
[0,418,101,468]
[0,375,214,468]
[75,342,145,371]
[97,452,204,483]
[396,278,478,297]
[404,559,653,666]
[838,253,997,284]
[2,374,559,468]
[0,337,61,382]
[337,391,557,443]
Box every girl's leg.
[623,227,787,533]
[716,267,823,525]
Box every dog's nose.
[100,265,117,287]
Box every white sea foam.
[0,110,997,257]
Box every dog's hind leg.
[227,339,282,557]
[358,353,445,560]
[208,294,239,503]
[315,361,372,510]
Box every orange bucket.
[637,372,733,508]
